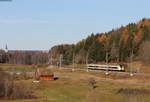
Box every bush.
[0,71,35,99]
[11,82,35,99]
[118,88,150,102]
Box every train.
[87,64,125,72]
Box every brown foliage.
[98,34,107,42]
[118,88,150,102]
[0,71,35,100]
[11,82,35,99]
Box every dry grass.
[53,67,150,85]
[0,77,150,102]
[0,64,150,102]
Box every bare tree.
[110,43,119,62]
[139,41,150,64]
[8,51,48,65]
[0,70,35,99]
[75,49,86,64]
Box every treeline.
[50,18,150,65]
[0,50,49,65]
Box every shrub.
[11,82,35,99]
[0,71,36,99]
[118,88,150,102]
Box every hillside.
[50,18,150,65]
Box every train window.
[109,67,118,69]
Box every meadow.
[0,78,150,102]
[0,64,150,102]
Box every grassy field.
[0,64,150,102]
[0,64,47,71]
[0,78,150,102]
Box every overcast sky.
[0,0,149,50]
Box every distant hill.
[50,18,150,64]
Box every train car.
[87,64,125,71]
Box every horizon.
[0,0,150,50]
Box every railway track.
[47,66,150,86]
[48,66,147,76]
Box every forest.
[0,50,49,65]
[50,18,150,65]
[1,18,150,65]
